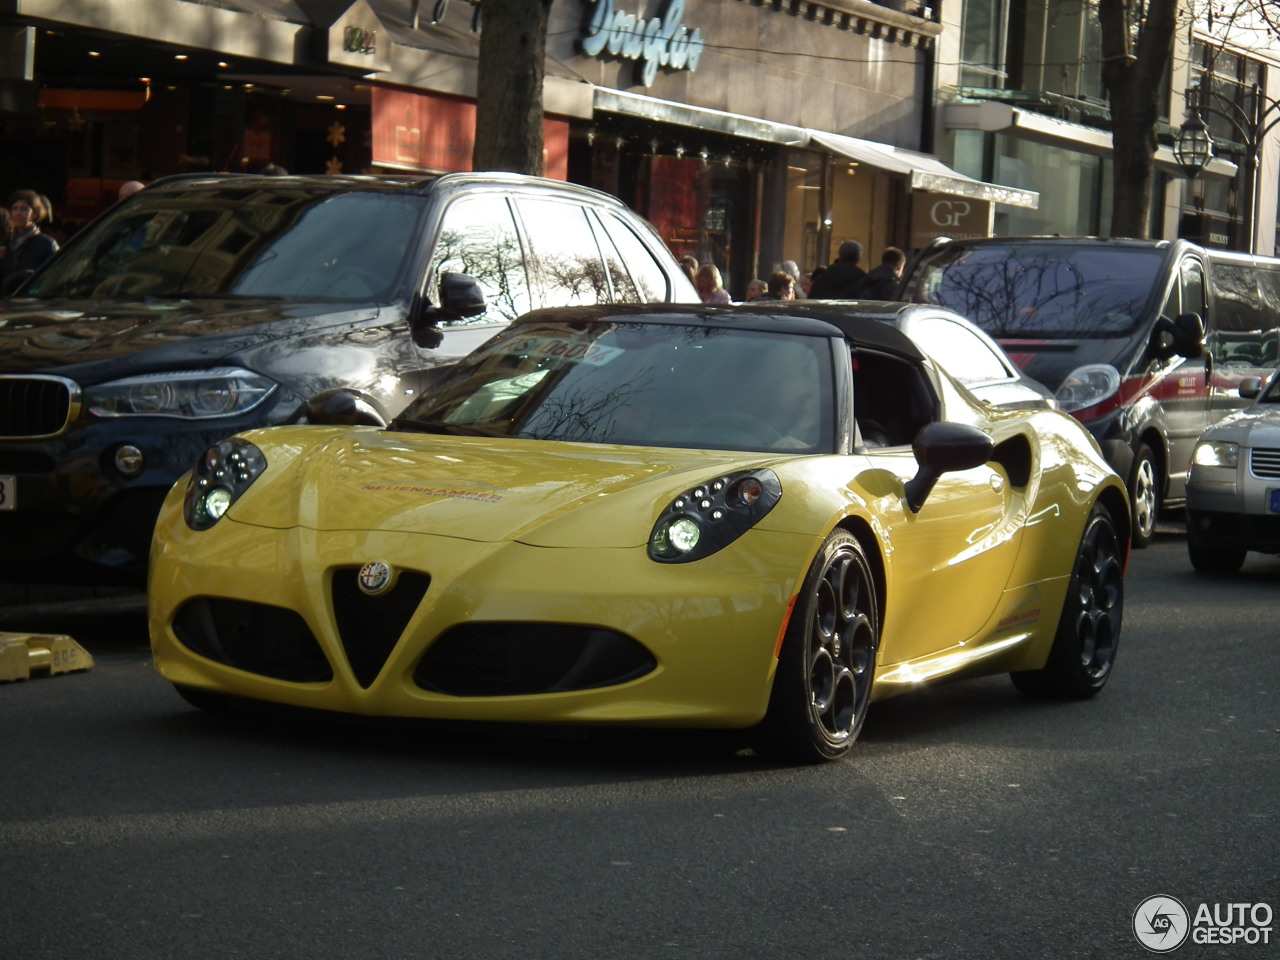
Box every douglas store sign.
[580,0,704,87]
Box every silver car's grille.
[1249,448,1280,479]
[0,375,81,439]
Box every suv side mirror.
[410,272,488,348]
[1239,376,1264,399]
[903,421,995,513]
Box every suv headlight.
[1055,364,1121,413]
[182,437,267,530]
[649,469,781,563]
[1192,439,1239,469]
[88,367,276,419]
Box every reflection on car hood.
[1202,403,1280,443]
[0,298,380,378]
[230,427,776,548]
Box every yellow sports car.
[149,301,1130,762]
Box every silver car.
[1185,374,1280,573]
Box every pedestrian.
[695,263,732,304]
[743,278,767,301]
[808,239,866,299]
[678,254,698,287]
[757,270,796,301]
[861,246,906,300]
[1,189,59,285]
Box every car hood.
[228,427,782,549]
[994,336,1138,392]
[1201,403,1280,443]
[0,297,380,380]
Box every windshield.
[906,243,1166,338]
[26,186,428,302]
[397,320,836,454]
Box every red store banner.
[371,87,567,179]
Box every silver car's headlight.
[1055,364,1121,413]
[87,367,276,419]
[1192,440,1239,469]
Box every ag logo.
[357,560,396,596]
[1134,895,1190,952]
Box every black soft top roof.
[509,301,926,362]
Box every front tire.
[1186,513,1247,574]
[1011,503,1124,699]
[1128,443,1160,549]
[758,531,878,762]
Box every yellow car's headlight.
[182,437,267,530]
[649,469,781,563]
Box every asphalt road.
[1,527,1276,960]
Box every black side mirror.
[1239,376,1263,399]
[304,388,388,427]
[1152,312,1205,360]
[410,272,487,348]
[904,421,995,513]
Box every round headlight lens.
[666,517,701,553]
[202,487,233,521]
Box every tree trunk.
[1098,0,1179,239]
[472,0,555,175]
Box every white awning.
[807,130,1040,209]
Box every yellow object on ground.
[0,632,94,682]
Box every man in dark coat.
[861,246,906,300]
[808,239,866,299]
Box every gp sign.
[580,0,703,87]
[910,193,991,248]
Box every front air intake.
[331,568,430,688]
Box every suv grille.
[0,375,80,438]
[1250,448,1280,479]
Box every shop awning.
[807,130,1040,209]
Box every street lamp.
[1174,107,1214,177]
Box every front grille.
[0,375,80,439]
[414,624,657,697]
[173,598,332,682]
[331,567,430,688]
[1249,447,1280,479]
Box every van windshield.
[905,243,1165,339]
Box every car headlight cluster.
[649,469,782,563]
[88,367,276,419]
[1055,364,1121,413]
[182,437,267,530]
[1192,440,1239,469]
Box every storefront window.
[987,134,1103,236]
[959,0,1008,89]
[781,151,825,277]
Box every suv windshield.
[906,243,1165,338]
[397,319,836,454]
[26,185,428,302]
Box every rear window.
[27,186,428,302]
[906,244,1165,338]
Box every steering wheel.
[703,411,784,447]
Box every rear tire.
[757,531,878,763]
[1011,503,1123,699]
[1128,443,1160,549]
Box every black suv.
[0,171,697,585]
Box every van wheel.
[1128,443,1159,549]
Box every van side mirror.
[410,272,488,348]
[903,422,995,513]
[1239,376,1263,399]
[1152,312,1205,360]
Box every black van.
[900,237,1280,546]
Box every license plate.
[0,475,13,510]
[1270,489,1280,514]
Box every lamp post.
[1175,79,1280,253]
